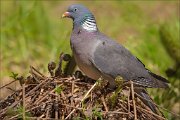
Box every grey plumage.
[92,33,168,88]
[62,4,169,113]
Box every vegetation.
[1,0,179,119]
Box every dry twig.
[0,53,168,120]
[130,81,137,120]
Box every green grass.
[0,0,179,119]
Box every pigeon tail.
[135,89,158,114]
[148,71,169,88]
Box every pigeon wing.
[91,34,166,88]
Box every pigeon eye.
[74,8,78,12]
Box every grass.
[0,0,179,119]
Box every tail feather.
[147,70,169,88]
[148,71,169,83]
[135,89,158,114]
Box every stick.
[103,111,129,115]
[30,66,46,78]
[101,95,108,112]
[135,105,166,120]
[134,92,180,117]
[127,88,130,113]
[9,101,51,120]
[71,80,75,95]
[0,80,17,89]
[130,81,137,120]
[55,84,59,119]
[65,82,97,120]
[22,83,25,120]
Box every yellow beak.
[62,12,70,18]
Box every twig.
[0,80,17,89]
[30,66,46,78]
[71,80,75,95]
[55,83,59,119]
[22,83,25,120]
[55,81,92,87]
[9,101,51,120]
[135,105,166,120]
[30,92,39,105]
[91,91,93,102]
[125,97,165,120]
[5,78,51,115]
[6,87,16,92]
[127,88,130,113]
[130,81,137,120]
[65,82,97,120]
[135,92,180,118]
[117,99,129,112]
[46,102,52,118]
[103,111,129,115]
[35,89,55,105]
[101,95,108,112]
[25,78,50,97]
[26,117,60,120]
[31,72,40,83]
[1,63,169,120]
[62,104,85,110]
[39,114,45,118]
[61,91,66,100]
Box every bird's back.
[91,33,169,88]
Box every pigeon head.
[62,4,98,32]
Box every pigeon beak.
[62,12,70,18]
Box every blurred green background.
[0,0,179,119]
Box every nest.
[0,53,166,120]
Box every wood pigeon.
[62,4,169,113]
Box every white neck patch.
[82,18,97,32]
